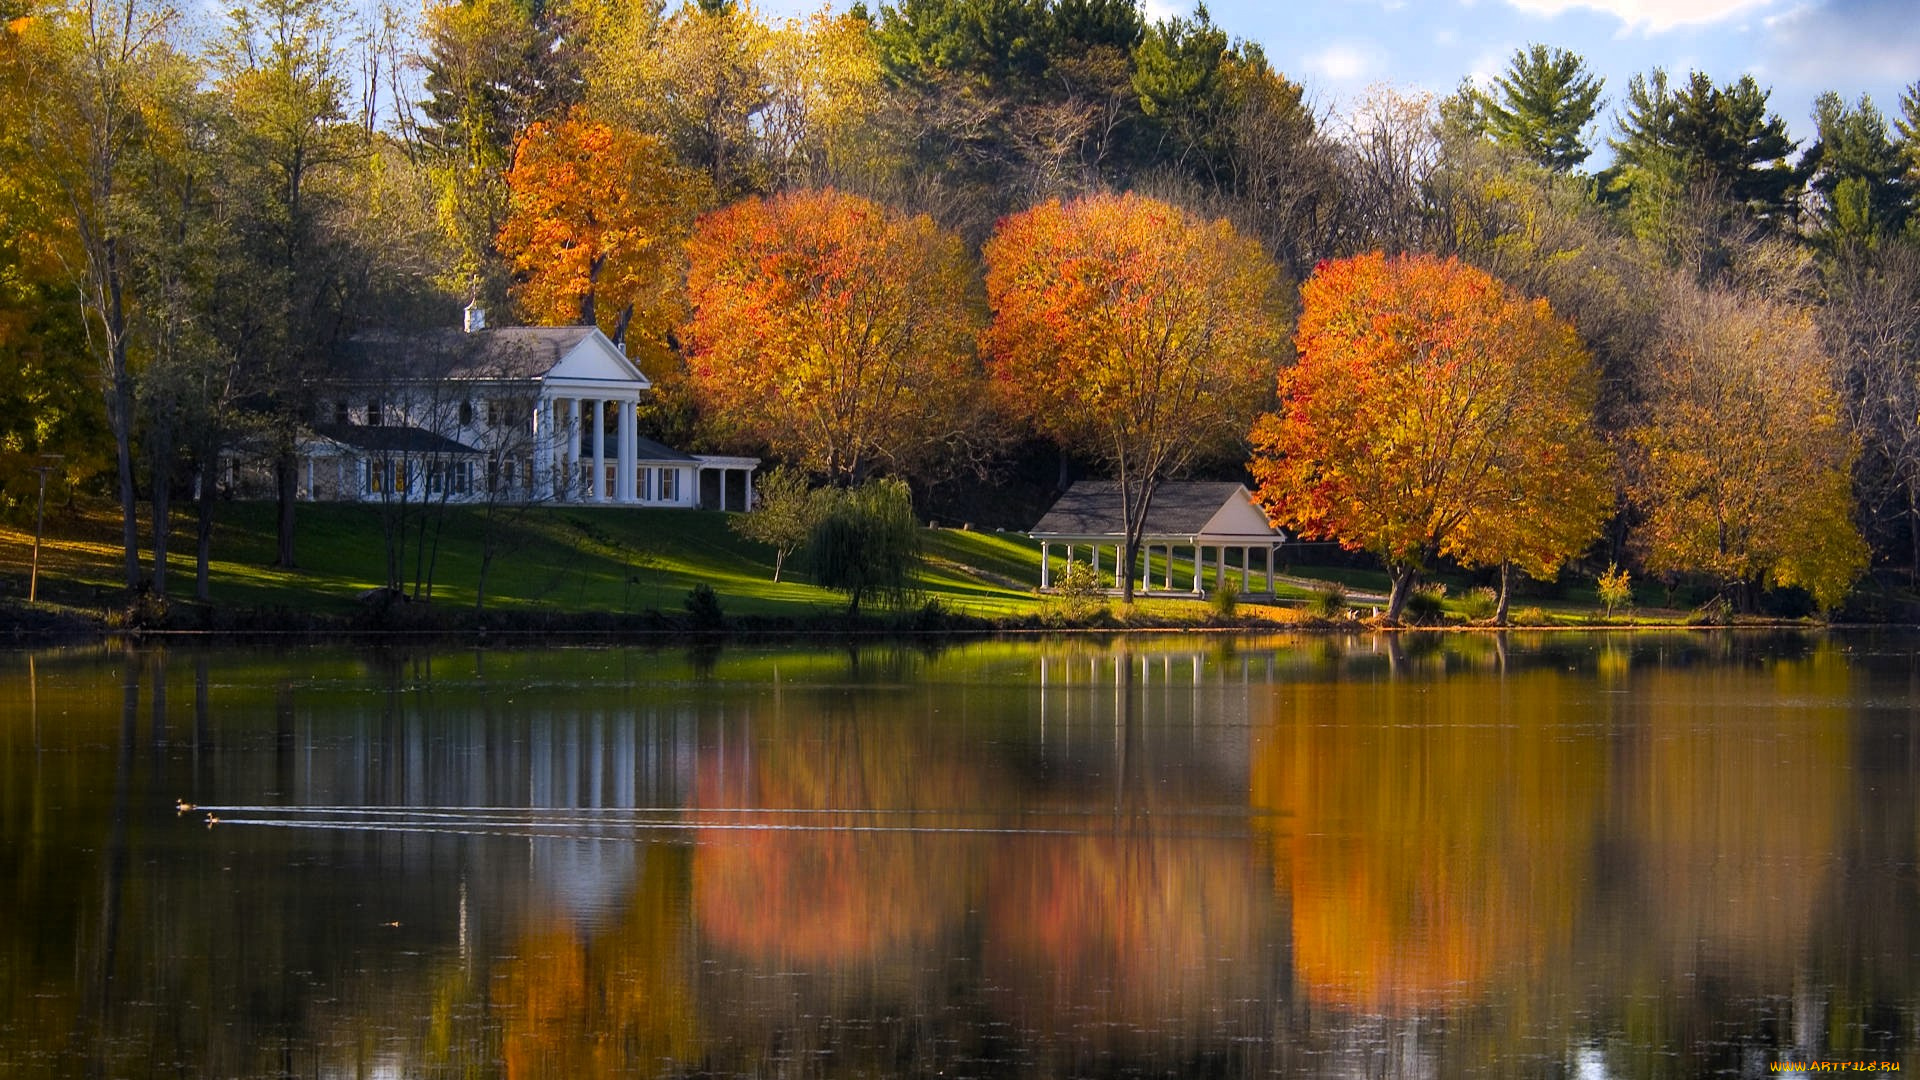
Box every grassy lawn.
[0,500,1069,621]
[0,497,1710,629]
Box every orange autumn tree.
[496,106,707,354]
[682,188,981,482]
[1250,253,1612,622]
[982,192,1284,603]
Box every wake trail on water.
[179,802,1270,841]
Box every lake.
[1,632,1914,1077]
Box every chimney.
[463,300,487,333]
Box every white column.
[617,399,636,502]
[592,399,607,502]
[1165,545,1175,591]
[564,397,580,501]
[744,467,755,510]
[1266,545,1276,595]
[1193,545,1204,594]
[1092,544,1101,577]
[1114,543,1125,589]
[1040,542,1051,589]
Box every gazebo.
[1029,481,1287,596]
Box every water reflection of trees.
[1253,670,1607,1020]
[4,636,1919,1077]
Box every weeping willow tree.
[807,479,922,616]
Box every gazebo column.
[1091,544,1100,578]
[1115,542,1125,590]
[1266,545,1276,595]
[1040,542,1051,589]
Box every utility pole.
[29,454,63,604]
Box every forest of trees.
[4,0,1920,614]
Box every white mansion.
[237,308,758,511]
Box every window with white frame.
[660,467,678,502]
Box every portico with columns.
[277,321,755,508]
[1030,481,1286,597]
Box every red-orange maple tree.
[496,106,706,351]
[1250,252,1612,621]
[682,187,979,482]
[982,192,1284,602]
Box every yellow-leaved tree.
[1629,285,1867,611]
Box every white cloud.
[1762,0,1920,86]
[1142,0,1193,23]
[1305,42,1382,82]
[1500,0,1780,31]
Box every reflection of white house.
[1030,481,1286,595]
[240,312,757,510]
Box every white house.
[238,311,757,510]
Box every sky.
[755,0,1920,164]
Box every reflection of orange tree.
[495,846,697,1077]
[691,713,987,964]
[1252,672,1606,1014]
[983,823,1269,1039]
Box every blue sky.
[756,0,1919,164]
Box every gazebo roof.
[1030,481,1284,542]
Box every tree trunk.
[1494,561,1512,625]
[1385,564,1418,623]
[150,448,169,599]
[1908,478,1920,585]
[195,477,216,604]
[275,448,298,568]
[107,347,140,589]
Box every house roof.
[310,424,479,456]
[1030,481,1283,541]
[633,437,696,463]
[337,327,610,382]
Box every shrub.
[1403,583,1447,624]
[1686,595,1732,626]
[1306,582,1348,619]
[1597,562,1632,617]
[683,583,725,630]
[1051,560,1108,622]
[1211,579,1240,619]
[1513,605,1549,626]
[1461,586,1498,621]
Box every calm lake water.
[2,632,1916,1078]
